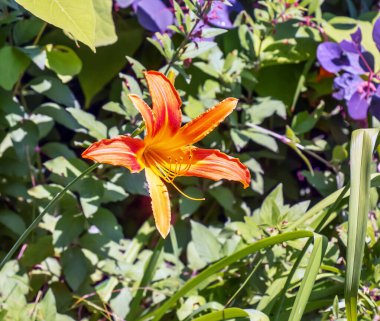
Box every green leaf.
[20,235,54,267]
[179,187,204,218]
[29,76,76,106]
[61,247,89,291]
[45,45,82,77]
[110,288,132,319]
[191,221,222,263]
[181,42,217,59]
[93,0,117,47]
[0,46,30,90]
[13,17,44,45]
[90,208,123,242]
[345,129,379,321]
[67,108,107,140]
[38,289,57,321]
[209,186,236,212]
[77,19,143,106]
[0,209,26,236]
[34,103,80,131]
[291,103,324,135]
[16,0,96,51]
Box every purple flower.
[204,0,242,29]
[317,41,366,74]
[332,73,362,101]
[373,17,380,51]
[115,0,243,36]
[134,0,173,33]
[317,17,380,121]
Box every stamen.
[143,149,203,201]
[169,180,205,201]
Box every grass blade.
[287,233,328,321]
[192,307,269,321]
[137,230,314,321]
[345,129,379,321]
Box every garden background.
[1,0,380,320]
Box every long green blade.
[288,233,328,321]
[192,307,269,321]
[137,230,314,321]
[345,129,379,321]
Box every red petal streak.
[129,94,155,137]
[81,136,145,173]
[145,168,171,238]
[173,98,238,148]
[184,148,251,188]
[145,71,182,137]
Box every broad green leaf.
[30,76,76,106]
[77,19,143,106]
[93,0,117,47]
[61,247,89,291]
[67,108,107,140]
[110,288,132,319]
[20,235,54,267]
[0,209,26,236]
[38,289,57,321]
[34,103,80,131]
[191,221,222,263]
[181,42,217,59]
[16,0,96,51]
[0,46,30,90]
[345,129,379,321]
[179,187,204,218]
[13,17,44,45]
[45,44,82,77]
[90,208,123,242]
[95,277,118,302]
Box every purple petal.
[347,91,370,120]
[115,0,135,8]
[369,96,380,120]
[340,40,357,53]
[350,28,362,45]
[317,42,349,73]
[333,73,363,101]
[372,17,380,52]
[206,2,233,29]
[135,0,173,33]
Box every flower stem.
[246,123,338,173]
[164,0,211,75]
[0,163,100,270]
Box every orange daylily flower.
[82,71,250,238]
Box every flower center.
[142,148,204,201]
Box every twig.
[246,123,338,173]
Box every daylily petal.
[184,148,251,188]
[145,168,171,238]
[145,71,182,137]
[129,94,155,137]
[82,135,144,173]
[172,98,238,148]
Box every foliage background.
[1,0,380,320]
